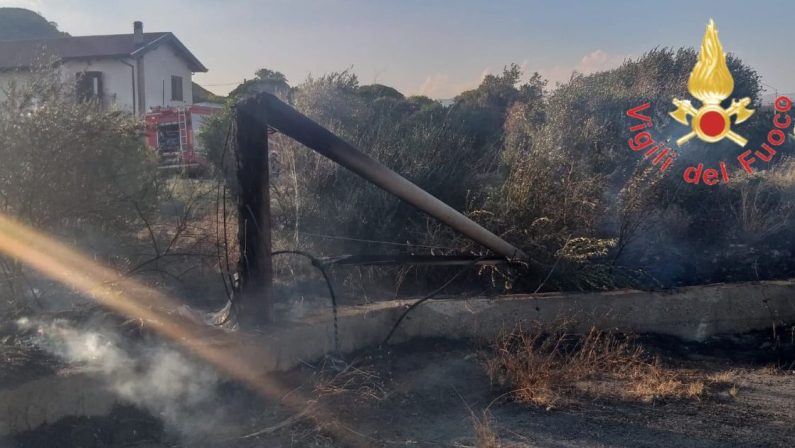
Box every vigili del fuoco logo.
[625,19,793,186]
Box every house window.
[171,75,184,101]
[76,71,103,103]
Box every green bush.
[0,69,157,231]
[0,69,159,315]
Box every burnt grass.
[2,328,794,448]
[636,327,795,368]
[6,406,166,448]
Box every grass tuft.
[469,410,502,448]
[484,322,708,407]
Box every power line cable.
[382,256,485,345]
[297,230,459,251]
[272,250,340,352]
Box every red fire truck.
[144,104,222,172]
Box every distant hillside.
[0,8,68,41]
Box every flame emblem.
[670,19,754,146]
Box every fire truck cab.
[144,104,222,172]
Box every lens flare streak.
[0,214,366,446]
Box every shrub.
[0,69,156,231]
[199,51,788,294]
[484,322,706,408]
[0,68,158,314]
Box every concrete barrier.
[3,279,794,435]
[234,279,795,373]
[396,280,795,342]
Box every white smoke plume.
[17,317,226,438]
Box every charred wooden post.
[234,97,274,325]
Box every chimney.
[133,21,144,45]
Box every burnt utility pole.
[234,97,274,325]
[255,92,528,261]
[231,92,527,326]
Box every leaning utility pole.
[231,92,527,325]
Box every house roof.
[0,32,208,72]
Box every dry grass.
[239,359,388,447]
[484,322,707,408]
[627,366,705,403]
[469,410,502,448]
[313,358,389,402]
[707,370,739,384]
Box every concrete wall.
[0,71,30,100]
[232,280,795,373]
[0,42,194,114]
[0,70,55,108]
[393,281,795,342]
[141,43,193,110]
[0,60,137,112]
[61,59,136,112]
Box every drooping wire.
[296,230,459,251]
[210,120,341,345]
[212,119,237,326]
[272,250,340,353]
[214,120,235,303]
[382,256,486,346]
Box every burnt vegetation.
[0,48,791,322]
[201,48,794,298]
[1,10,794,448]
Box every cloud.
[542,49,629,85]
[418,50,629,97]
[578,49,625,73]
[1,0,44,8]
[418,73,450,97]
[417,68,491,99]
[540,65,578,85]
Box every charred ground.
[3,325,793,448]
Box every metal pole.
[234,97,274,324]
[252,92,528,260]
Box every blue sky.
[2,0,793,98]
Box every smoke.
[17,317,227,439]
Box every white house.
[0,21,207,115]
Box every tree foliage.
[199,51,794,291]
[228,68,291,100]
[0,70,156,231]
[0,69,162,315]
